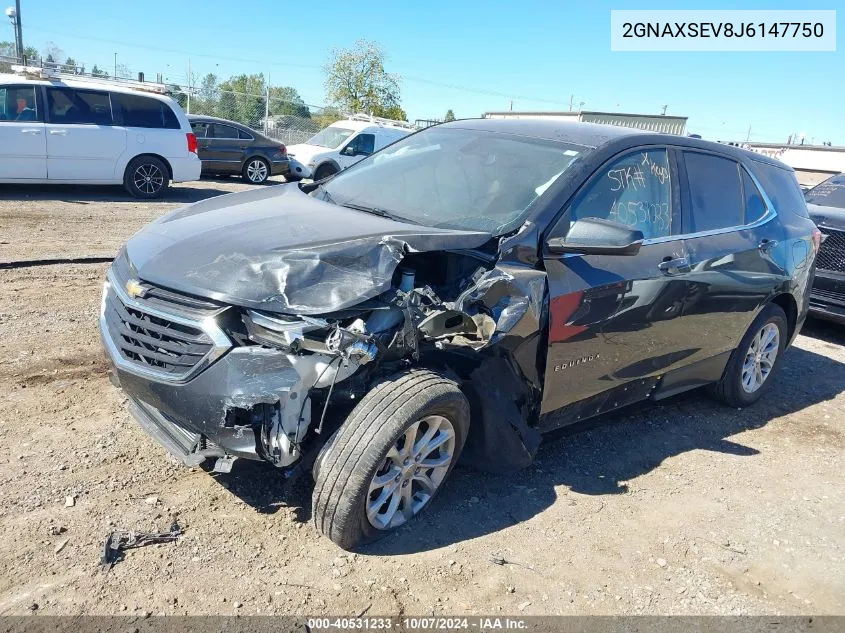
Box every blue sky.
[9,0,842,143]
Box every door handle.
[49,129,68,136]
[758,239,777,253]
[21,128,42,135]
[658,256,690,273]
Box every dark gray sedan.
[188,115,290,184]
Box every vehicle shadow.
[210,345,844,554]
[0,183,231,203]
[801,316,845,346]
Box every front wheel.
[242,157,270,184]
[312,370,469,550]
[124,156,169,199]
[707,303,787,407]
[312,162,338,182]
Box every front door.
[337,132,375,170]
[0,85,47,178]
[541,147,696,429]
[44,87,126,181]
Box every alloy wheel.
[366,415,456,530]
[246,159,268,183]
[133,163,165,195]
[741,322,780,393]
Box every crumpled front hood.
[808,203,845,231]
[125,184,491,315]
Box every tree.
[323,39,401,115]
[373,104,407,121]
[219,73,267,127]
[62,57,78,74]
[269,86,310,118]
[91,65,109,78]
[42,42,64,67]
[444,109,456,122]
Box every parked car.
[286,115,412,180]
[804,173,845,323]
[188,115,290,184]
[100,119,817,549]
[0,69,200,198]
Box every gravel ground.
[0,180,843,616]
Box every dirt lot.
[0,180,843,616]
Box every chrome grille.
[101,268,231,382]
[817,227,845,273]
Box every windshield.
[805,173,845,209]
[307,126,355,149]
[322,127,583,234]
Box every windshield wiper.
[340,202,399,220]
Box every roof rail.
[9,65,171,95]
[347,112,418,130]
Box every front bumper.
[809,270,845,325]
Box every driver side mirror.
[341,144,358,157]
[547,217,644,256]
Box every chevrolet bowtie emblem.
[125,279,146,299]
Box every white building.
[482,110,688,136]
[742,143,845,186]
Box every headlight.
[243,310,329,352]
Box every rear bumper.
[809,270,845,325]
[270,158,291,177]
[169,155,202,182]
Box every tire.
[707,303,788,408]
[123,156,169,199]
[313,162,338,182]
[242,157,270,184]
[312,369,470,550]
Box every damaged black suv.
[101,119,817,549]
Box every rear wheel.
[312,370,469,550]
[124,156,169,199]
[707,303,787,407]
[313,162,338,181]
[242,157,270,184]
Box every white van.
[287,115,414,181]
[0,69,201,198]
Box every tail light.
[811,228,823,254]
[186,133,198,154]
[277,144,287,155]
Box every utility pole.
[569,94,574,112]
[13,0,22,61]
[186,58,191,114]
[661,104,668,116]
[746,125,752,142]
[113,52,117,78]
[264,71,271,135]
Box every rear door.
[541,146,696,428]
[44,86,126,181]
[190,120,212,169]
[204,123,247,172]
[677,150,789,356]
[0,84,47,179]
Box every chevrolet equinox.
[100,119,818,549]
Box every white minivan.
[0,70,201,198]
[287,116,413,181]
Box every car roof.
[438,118,790,169]
[187,114,279,142]
[0,73,175,103]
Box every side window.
[114,94,179,129]
[568,149,674,239]
[742,169,767,224]
[356,133,375,155]
[211,124,238,139]
[46,88,112,125]
[755,162,811,218]
[191,122,209,138]
[238,128,254,140]
[683,152,743,232]
[0,86,40,122]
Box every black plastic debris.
[100,517,182,570]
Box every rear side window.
[114,94,180,129]
[238,128,253,140]
[683,152,743,232]
[742,169,767,224]
[568,149,674,239]
[46,87,112,125]
[0,86,40,122]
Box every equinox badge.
[554,354,600,372]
